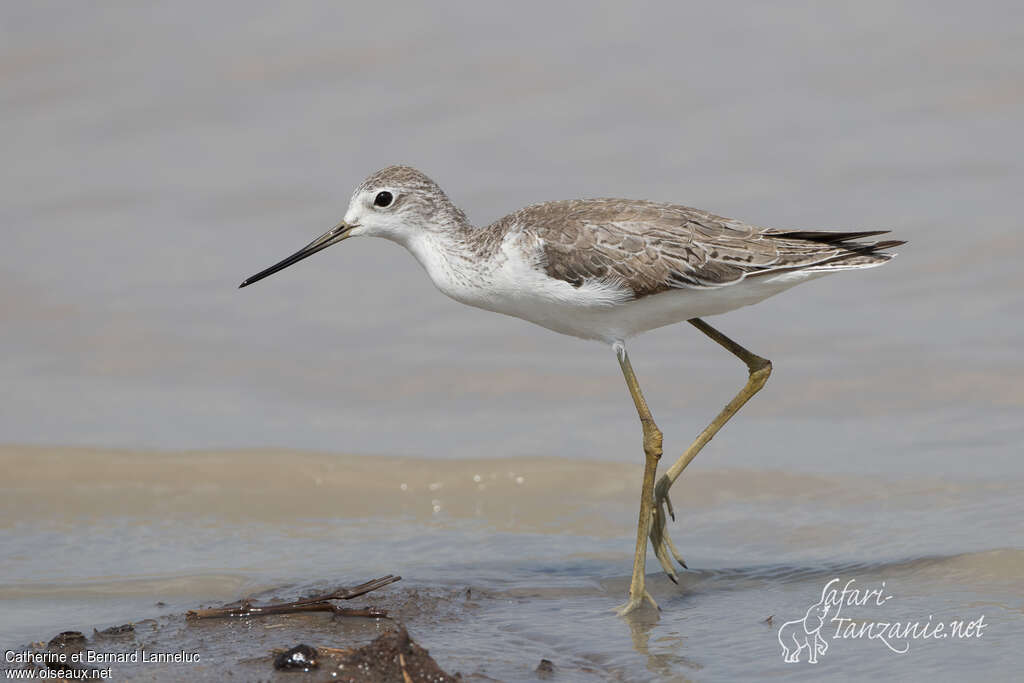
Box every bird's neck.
[402,215,499,302]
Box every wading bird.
[240,166,903,615]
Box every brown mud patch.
[3,582,586,682]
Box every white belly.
[459,261,826,345]
[477,272,827,342]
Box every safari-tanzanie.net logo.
[777,578,987,663]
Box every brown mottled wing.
[509,199,902,298]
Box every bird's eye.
[374,191,393,208]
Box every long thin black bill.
[239,223,351,288]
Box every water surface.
[1,1,1022,679]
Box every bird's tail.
[766,229,906,271]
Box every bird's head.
[240,165,465,288]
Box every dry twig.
[186,575,400,620]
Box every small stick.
[400,652,414,683]
[187,575,400,620]
[312,646,356,656]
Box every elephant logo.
[778,597,831,663]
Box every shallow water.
[1,447,1022,680]
[2,0,1023,679]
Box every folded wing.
[513,199,905,299]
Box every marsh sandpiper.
[240,165,904,615]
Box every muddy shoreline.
[6,579,585,682]
[2,445,1021,680]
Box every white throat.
[400,230,486,303]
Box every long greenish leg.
[649,318,773,582]
[613,341,663,616]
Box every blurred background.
[2,1,1020,468]
[1,1,1022,680]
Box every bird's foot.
[649,475,687,582]
[615,588,659,616]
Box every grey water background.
[2,1,1022,680]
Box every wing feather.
[493,199,903,298]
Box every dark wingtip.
[771,229,893,243]
[785,231,908,253]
